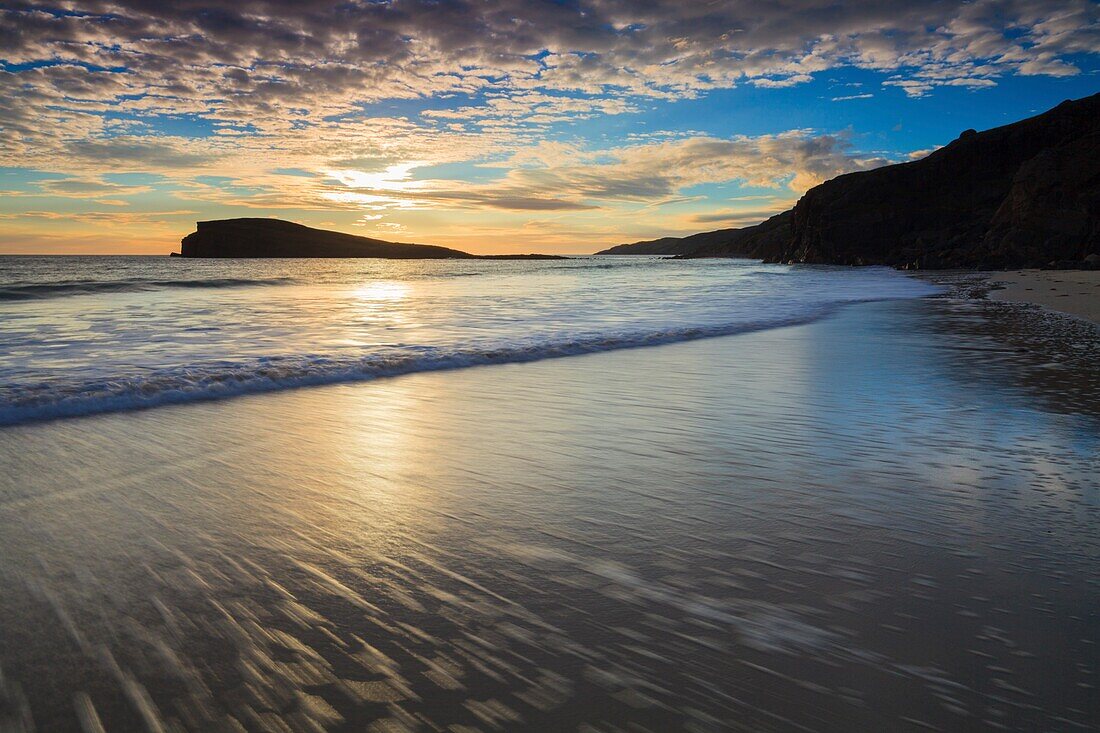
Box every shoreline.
[0,297,1095,731]
[0,262,940,428]
[984,269,1100,324]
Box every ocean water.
[1,256,1098,731]
[0,293,1096,732]
[0,256,938,424]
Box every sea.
[0,256,937,424]
[1,255,1097,732]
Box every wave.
[546,263,622,271]
[0,304,860,426]
[0,277,298,301]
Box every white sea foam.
[0,257,941,424]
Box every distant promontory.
[176,218,563,259]
[599,92,1100,269]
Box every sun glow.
[326,163,428,192]
[321,163,430,212]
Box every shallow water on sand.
[0,296,1097,731]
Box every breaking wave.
[0,306,852,425]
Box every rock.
[597,93,1100,269]
[599,210,792,259]
[175,218,565,259]
[777,93,1099,268]
[179,218,473,258]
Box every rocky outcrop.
[599,93,1100,269]
[981,131,1100,267]
[597,228,748,256]
[178,218,564,259]
[777,94,1100,269]
[180,218,473,258]
[596,212,793,258]
[684,211,792,259]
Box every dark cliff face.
[596,211,792,259]
[599,93,1100,269]
[684,211,793,259]
[779,93,1100,269]
[180,218,475,258]
[597,228,745,256]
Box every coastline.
[0,294,1096,731]
[0,259,938,427]
[985,269,1100,324]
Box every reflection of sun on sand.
[989,270,1100,324]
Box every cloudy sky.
[1,0,1098,254]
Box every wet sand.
[0,296,1097,732]
[988,269,1100,324]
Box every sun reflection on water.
[353,281,411,303]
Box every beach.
[4,5,1099,731]
[0,290,1096,732]
[988,270,1100,324]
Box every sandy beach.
[988,269,1100,324]
[3,5,1099,732]
[0,293,1096,732]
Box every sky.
[1,1,1098,255]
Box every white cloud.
[1,0,1095,160]
[0,0,1095,250]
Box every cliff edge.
[598,93,1100,269]
[179,219,474,258]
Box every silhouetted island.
[599,93,1100,269]
[175,218,564,259]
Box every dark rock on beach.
[599,93,1100,270]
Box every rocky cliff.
[178,218,475,258]
[597,227,749,256]
[177,219,565,259]
[598,93,1100,269]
